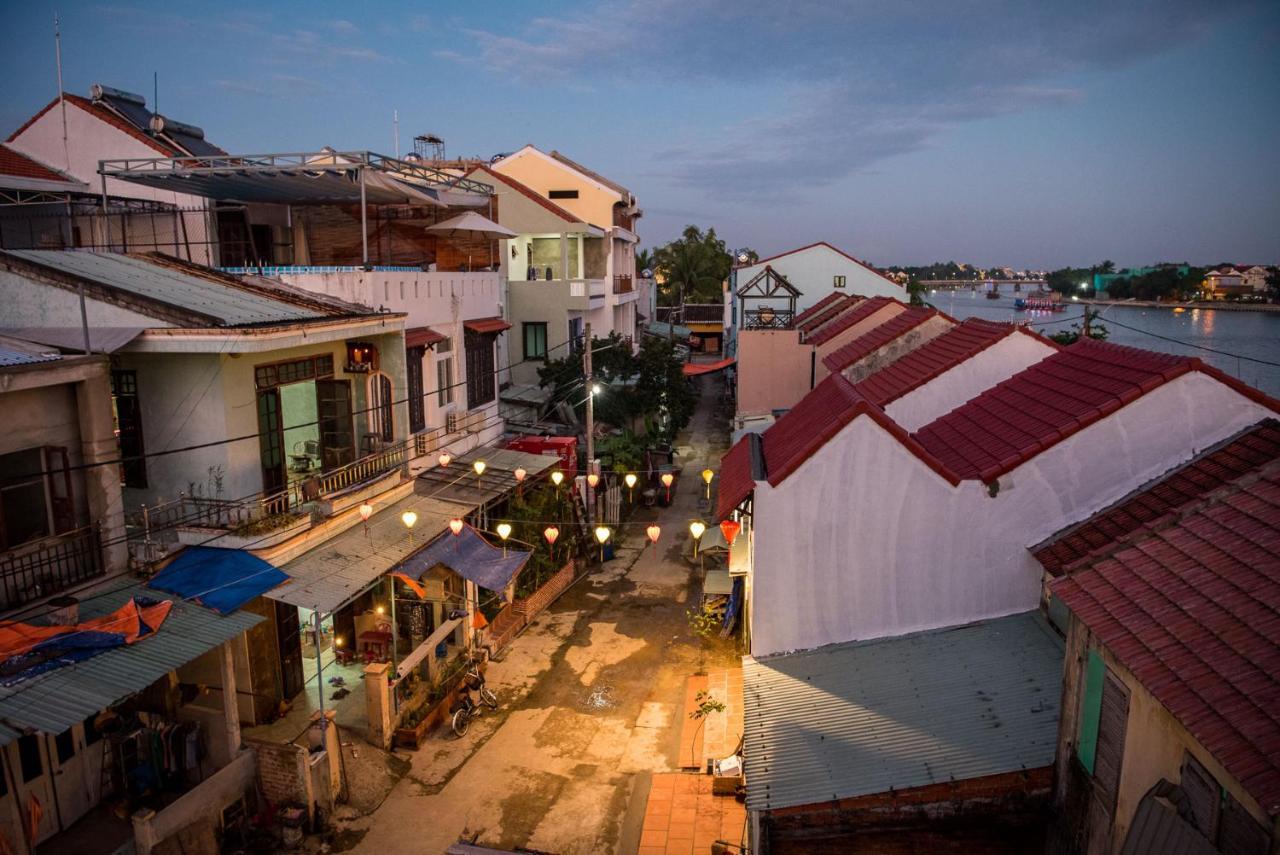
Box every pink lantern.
[514,468,527,483]
[544,526,560,546]
[449,518,464,536]
[646,524,661,544]
[719,519,742,546]
[358,503,374,522]
[438,452,452,467]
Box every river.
[927,290,1280,398]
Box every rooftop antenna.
[53,12,70,171]
[414,134,445,163]
[153,71,158,116]
[394,110,400,159]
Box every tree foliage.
[653,225,731,305]
[1049,309,1109,346]
[536,334,696,444]
[1104,266,1202,300]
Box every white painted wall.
[884,334,1057,431]
[750,371,1276,656]
[736,244,903,313]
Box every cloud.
[270,28,389,64]
[445,0,1257,199]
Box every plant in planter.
[233,511,306,538]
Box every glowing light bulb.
[496,522,512,541]
[701,468,714,485]
[375,605,385,615]
[624,473,637,489]
[449,518,464,536]
[594,526,611,544]
[401,510,418,529]
[689,520,706,540]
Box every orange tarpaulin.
[0,598,173,660]
[682,358,735,376]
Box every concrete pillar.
[559,231,568,281]
[363,662,392,749]
[219,641,241,760]
[131,808,159,855]
[75,365,127,572]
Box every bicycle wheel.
[451,709,470,737]
[479,686,498,709]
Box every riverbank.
[1080,299,1280,313]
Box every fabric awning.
[398,525,530,593]
[683,358,735,376]
[464,317,512,335]
[148,546,288,615]
[426,211,517,239]
[405,326,447,349]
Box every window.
[568,317,584,355]
[436,357,454,408]
[83,713,102,746]
[833,275,847,289]
[254,354,334,390]
[111,370,147,488]
[18,734,42,783]
[54,729,75,764]
[1180,752,1220,839]
[0,448,49,549]
[548,190,579,199]
[464,331,496,409]
[523,322,548,360]
[1077,650,1128,806]
[368,373,393,443]
[407,347,426,434]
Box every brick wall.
[246,739,309,808]
[486,562,577,653]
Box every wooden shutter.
[1093,671,1129,806]
[1180,752,1220,840]
[1218,793,1270,855]
[407,346,425,435]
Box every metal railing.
[613,274,634,294]
[1,526,104,611]
[313,442,407,497]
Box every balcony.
[510,278,606,313]
[613,275,633,294]
[0,526,104,611]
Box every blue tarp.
[148,546,289,614]
[398,526,531,594]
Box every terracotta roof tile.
[792,292,849,328]
[715,434,760,521]
[1034,421,1280,575]
[0,144,77,184]
[853,318,1051,406]
[913,339,1206,482]
[1051,469,1280,817]
[821,307,949,374]
[805,296,900,346]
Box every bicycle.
[450,664,498,737]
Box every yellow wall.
[493,148,621,229]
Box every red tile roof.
[792,293,849,328]
[716,434,760,521]
[405,326,447,349]
[0,144,78,184]
[464,163,588,226]
[759,373,957,489]
[1035,421,1280,575]
[8,94,177,156]
[805,296,900,346]
[912,338,1279,482]
[463,317,511,335]
[1051,468,1280,817]
[821,307,949,374]
[797,295,858,335]
[853,318,1047,406]
[747,241,903,289]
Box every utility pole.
[583,321,594,524]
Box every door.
[256,389,286,498]
[1086,671,1129,853]
[316,379,355,471]
[6,736,58,844]
[407,346,426,435]
[275,601,305,700]
[49,723,100,831]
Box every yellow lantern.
[702,468,714,499]
[473,460,487,477]
[661,471,674,503]
[594,525,611,561]
[496,522,512,541]
[401,510,418,529]
[438,452,452,467]
[543,526,560,546]
[587,473,600,489]
[646,524,661,544]
[449,518,464,536]
[689,520,706,557]
[624,472,637,501]
[551,470,564,487]
[514,468,527,483]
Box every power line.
[1101,316,1280,367]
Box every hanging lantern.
[646,524,661,544]
[689,520,706,557]
[358,502,374,522]
[438,452,452,468]
[496,522,512,541]
[661,472,674,503]
[449,518,464,536]
[473,460,487,477]
[514,468,527,483]
[401,510,418,529]
[702,468,714,499]
[624,473,637,502]
[720,519,742,546]
[551,470,564,487]
[587,473,600,489]
[543,526,560,546]
[594,526,611,544]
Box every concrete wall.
[735,330,810,417]
[1056,620,1273,854]
[493,147,621,229]
[810,302,905,374]
[886,334,1057,431]
[132,749,256,855]
[749,371,1276,656]
[736,245,904,313]
[508,280,585,386]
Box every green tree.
[1050,309,1109,345]
[1266,268,1280,303]
[653,225,731,305]
[635,248,655,277]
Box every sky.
[2,1,1277,269]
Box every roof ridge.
[748,241,903,288]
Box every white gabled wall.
[885,334,1058,431]
[735,244,903,312]
[750,371,1275,657]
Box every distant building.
[1205,264,1271,297]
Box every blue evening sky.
[2,1,1277,268]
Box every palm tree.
[656,239,722,307]
[636,248,655,277]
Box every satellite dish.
[641,268,653,278]
[737,252,750,263]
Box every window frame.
[548,189,579,200]
[523,322,549,361]
[464,331,497,409]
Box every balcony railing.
[613,274,633,294]
[1,526,103,611]
[312,442,406,497]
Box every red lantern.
[544,526,560,545]
[646,524,661,544]
[719,519,742,546]
[449,518,464,536]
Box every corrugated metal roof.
[0,346,61,367]
[742,611,1063,812]
[0,581,262,743]
[271,493,475,613]
[414,446,559,508]
[1,250,329,327]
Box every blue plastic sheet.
[397,526,530,593]
[148,546,288,614]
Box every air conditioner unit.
[446,411,464,434]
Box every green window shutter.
[1077,649,1105,773]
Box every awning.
[269,492,475,614]
[395,616,462,679]
[415,446,560,507]
[464,317,512,335]
[683,358,735,376]
[0,581,262,744]
[148,546,288,615]
[0,325,147,354]
[426,211,517,239]
[398,525,531,594]
[405,326,447,349]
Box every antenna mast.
[394,110,400,159]
[54,12,70,171]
